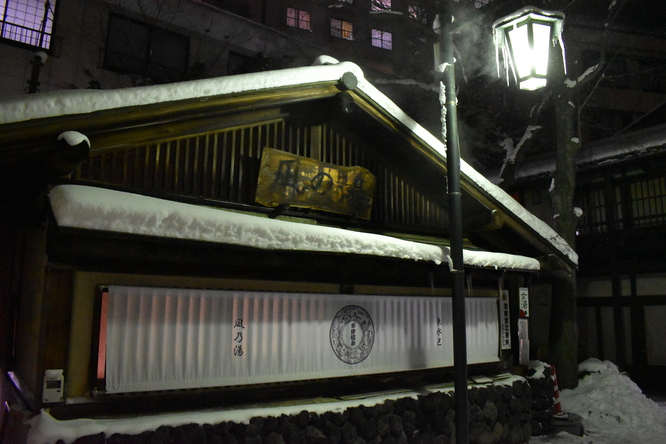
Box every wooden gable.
[69,104,451,239]
[0,64,575,268]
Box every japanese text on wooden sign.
[256,148,375,219]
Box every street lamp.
[436,6,565,444]
[495,2,585,395]
[492,7,565,91]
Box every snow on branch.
[499,125,542,179]
[564,63,599,88]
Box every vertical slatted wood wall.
[74,120,447,232]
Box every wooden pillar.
[611,273,627,368]
[629,274,648,376]
[38,267,74,405]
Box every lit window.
[286,7,311,30]
[0,0,56,49]
[408,5,427,24]
[371,0,391,11]
[330,18,353,41]
[371,29,392,50]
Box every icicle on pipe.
[439,81,447,147]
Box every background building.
[492,0,666,391]
[0,0,325,97]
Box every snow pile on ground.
[561,359,666,443]
[27,359,665,444]
[531,358,666,443]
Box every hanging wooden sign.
[255,148,375,219]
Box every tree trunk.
[549,266,579,389]
[551,86,579,248]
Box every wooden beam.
[38,268,74,405]
[0,84,342,150]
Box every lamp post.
[444,18,467,444]
[436,8,468,444]
[437,6,566,444]
[494,6,580,391]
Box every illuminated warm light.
[493,7,565,91]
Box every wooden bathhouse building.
[0,58,576,441]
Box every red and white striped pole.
[551,365,566,418]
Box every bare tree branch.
[571,0,630,90]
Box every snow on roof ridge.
[350,76,578,266]
[0,59,365,125]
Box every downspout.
[38,0,51,49]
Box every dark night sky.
[565,0,666,33]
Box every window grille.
[104,14,189,84]
[371,0,391,11]
[371,28,392,50]
[0,0,55,49]
[330,18,353,40]
[630,176,666,228]
[576,186,608,234]
[576,172,666,235]
[286,7,310,30]
[408,5,427,24]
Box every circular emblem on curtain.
[330,305,375,364]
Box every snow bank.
[558,358,666,443]
[48,185,541,271]
[531,358,666,444]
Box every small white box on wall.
[43,369,64,403]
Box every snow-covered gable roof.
[0,56,577,266]
[0,59,364,125]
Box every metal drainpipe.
[442,11,469,444]
[38,0,51,49]
[27,53,44,94]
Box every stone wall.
[524,363,556,436]
[57,378,533,444]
